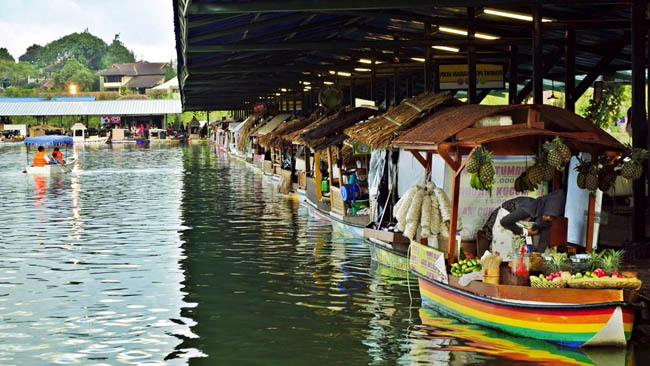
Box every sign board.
[253,103,265,113]
[354,98,375,108]
[438,64,504,90]
[410,241,448,284]
[457,157,540,240]
[101,116,121,125]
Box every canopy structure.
[300,106,378,152]
[70,123,87,131]
[0,100,182,116]
[24,135,74,147]
[254,113,292,136]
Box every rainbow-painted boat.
[411,242,635,348]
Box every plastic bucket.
[321,180,329,192]
[341,184,360,201]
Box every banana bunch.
[470,172,488,190]
[514,172,537,192]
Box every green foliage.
[581,85,627,129]
[0,47,14,62]
[18,44,43,64]
[52,56,98,91]
[101,35,135,69]
[0,60,35,87]
[119,85,130,96]
[38,30,108,70]
[164,64,176,82]
[1,86,35,97]
[149,90,167,99]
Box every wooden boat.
[24,135,77,175]
[392,104,635,348]
[364,228,410,271]
[412,242,634,347]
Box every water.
[0,144,644,365]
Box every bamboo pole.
[447,149,462,264]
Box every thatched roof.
[282,109,342,146]
[344,92,459,149]
[393,104,625,155]
[258,113,318,149]
[236,113,263,151]
[300,106,378,152]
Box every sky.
[0,0,176,62]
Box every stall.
[391,103,642,347]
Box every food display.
[394,182,460,240]
[450,258,482,277]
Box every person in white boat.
[50,147,64,165]
[32,146,50,167]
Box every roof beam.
[190,13,310,42]
[573,34,629,99]
[187,1,627,14]
[187,38,547,53]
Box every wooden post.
[327,146,334,187]
[467,7,477,104]
[314,153,322,200]
[305,145,311,177]
[407,76,413,98]
[336,146,343,188]
[384,78,391,108]
[585,193,596,253]
[508,45,518,105]
[425,152,432,178]
[371,54,377,102]
[447,149,462,264]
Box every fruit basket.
[530,275,567,288]
[567,277,642,290]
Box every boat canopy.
[24,135,74,147]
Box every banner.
[458,157,540,239]
[410,241,448,284]
[438,64,505,90]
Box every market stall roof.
[228,122,242,131]
[393,104,625,154]
[174,1,639,111]
[0,99,182,116]
[300,106,378,151]
[258,113,318,148]
[283,109,343,145]
[254,113,292,136]
[24,135,73,147]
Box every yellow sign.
[438,64,504,90]
[410,241,448,284]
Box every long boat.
[392,104,637,347]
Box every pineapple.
[542,161,555,181]
[598,164,617,192]
[526,164,544,184]
[586,251,605,272]
[553,137,572,162]
[574,156,592,190]
[466,147,483,174]
[479,162,495,188]
[585,171,599,192]
[543,140,564,170]
[546,252,569,273]
[601,249,624,275]
[621,146,648,180]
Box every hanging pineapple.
[597,158,617,192]
[526,163,544,185]
[621,146,648,180]
[543,137,571,171]
[584,163,599,192]
[574,156,591,189]
[469,146,495,191]
[466,147,484,174]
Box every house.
[97,61,169,94]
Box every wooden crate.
[330,186,346,215]
[298,171,307,189]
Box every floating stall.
[391,103,642,347]
[253,113,292,175]
[0,124,26,144]
[71,122,109,145]
[343,92,459,270]
[29,124,65,137]
[187,117,206,144]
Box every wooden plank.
[586,192,596,253]
[314,153,322,200]
[330,187,346,215]
[437,144,459,171]
[447,148,462,265]
[336,146,344,188]
[327,146,334,188]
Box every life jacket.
[52,150,63,162]
[33,151,47,167]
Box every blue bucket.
[341,183,361,202]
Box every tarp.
[24,135,73,146]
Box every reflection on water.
[1,144,644,365]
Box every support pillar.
[467,7,477,104]
[508,45,518,105]
[532,5,543,104]
[424,22,433,92]
[564,29,576,112]
[384,78,391,108]
[631,0,648,241]
[371,54,377,102]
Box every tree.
[19,44,43,64]
[101,34,135,69]
[0,47,14,62]
[164,60,177,82]
[39,30,108,70]
[0,59,35,87]
[53,56,98,91]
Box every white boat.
[71,123,109,145]
[24,135,78,175]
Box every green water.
[0,144,643,365]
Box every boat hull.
[417,275,634,347]
[368,239,409,271]
[26,155,77,175]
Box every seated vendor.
[499,189,566,252]
[32,146,50,167]
[50,147,64,164]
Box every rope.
[404,101,423,113]
[384,115,402,126]
[406,243,414,321]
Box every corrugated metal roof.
[0,99,182,116]
[255,113,292,136]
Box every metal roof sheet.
[0,100,182,116]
